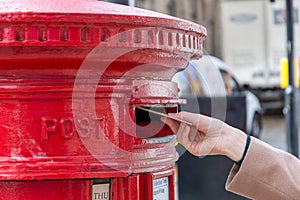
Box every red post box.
[0,0,206,199]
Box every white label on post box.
[153,177,169,200]
[92,183,110,200]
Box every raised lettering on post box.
[41,116,106,140]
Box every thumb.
[161,116,180,134]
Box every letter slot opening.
[135,106,177,139]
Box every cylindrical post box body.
[0,0,206,199]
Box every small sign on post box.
[92,183,110,200]
[153,177,169,200]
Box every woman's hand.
[163,112,247,162]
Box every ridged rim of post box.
[0,0,207,57]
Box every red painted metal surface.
[0,0,206,199]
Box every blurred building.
[101,0,220,56]
[135,0,221,57]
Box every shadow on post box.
[177,95,249,200]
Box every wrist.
[220,125,248,162]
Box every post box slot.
[135,106,177,139]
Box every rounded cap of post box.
[0,0,207,79]
[0,0,206,33]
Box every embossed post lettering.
[59,117,75,139]
[41,116,108,140]
[41,117,58,140]
[76,118,90,138]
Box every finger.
[177,124,191,149]
[188,126,198,142]
[162,117,180,134]
[176,122,187,143]
[188,140,201,156]
[188,133,208,156]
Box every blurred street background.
[104,0,300,153]
[261,114,287,151]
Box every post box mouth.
[135,106,177,139]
